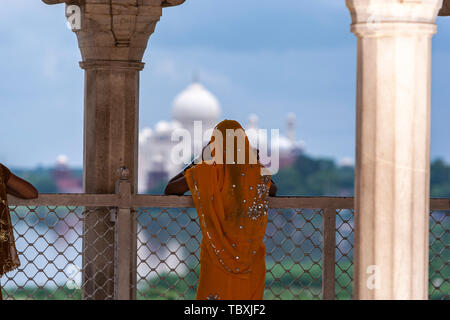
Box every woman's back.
[183,120,272,300]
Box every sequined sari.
[184,120,271,300]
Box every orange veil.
[184,120,271,300]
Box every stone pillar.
[346,0,442,300]
[42,0,185,299]
[80,60,143,300]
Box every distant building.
[52,155,83,193]
[138,81,305,193]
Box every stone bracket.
[42,0,186,62]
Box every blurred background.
[0,0,449,196]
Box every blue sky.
[0,0,449,168]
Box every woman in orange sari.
[0,163,38,300]
[165,120,277,300]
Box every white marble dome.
[172,83,221,122]
[56,154,69,166]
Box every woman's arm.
[164,160,195,195]
[165,142,213,196]
[6,173,39,199]
[164,174,189,196]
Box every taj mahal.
[138,81,305,193]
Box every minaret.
[192,70,200,84]
[286,112,296,142]
[248,114,259,130]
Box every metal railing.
[2,171,449,300]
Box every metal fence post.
[322,208,336,300]
[115,167,137,300]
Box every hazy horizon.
[1,0,450,168]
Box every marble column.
[346,0,442,300]
[42,0,185,299]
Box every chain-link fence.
[2,196,449,300]
[135,208,323,300]
[332,209,450,300]
[1,205,115,300]
[135,206,449,300]
[335,209,354,300]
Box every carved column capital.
[346,0,443,37]
[42,0,186,62]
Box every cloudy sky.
[1,0,450,168]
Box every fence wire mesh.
[335,209,354,300]
[135,208,323,300]
[264,209,322,299]
[333,209,450,300]
[429,210,450,300]
[1,204,449,300]
[136,208,200,300]
[1,206,115,300]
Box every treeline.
[430,159,450,197]
[13,167,58,193]
[10,156,450,197]
[274,155,450,198]
[274,155,354,196]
